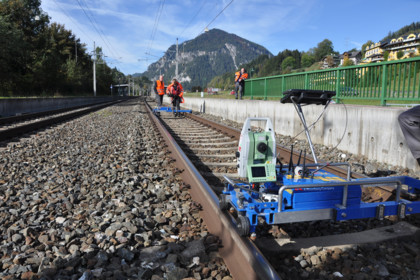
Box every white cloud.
[41,0,319,74]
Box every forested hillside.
[0,0,126,97]
[209,21,420,90]
[208,39,336,90]
[382,22,420,41]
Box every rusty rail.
[144,102,281,280]
[0,100,126,143]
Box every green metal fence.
[245,57,420,105]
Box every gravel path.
[0,100,231,280]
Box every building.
[386,33,420,60]
[339,51,362,66]
[363,32,420,63]
[321,54,340,69]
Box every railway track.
[187,112,397,202]
[0,98,128,144]
[145,101,280,280]
[145,100,420,279]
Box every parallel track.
[0,99,127,143]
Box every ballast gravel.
[0,99,232,280]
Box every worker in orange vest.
[234,68,248,100]
[153,75,165,107]
[166,78,184,117]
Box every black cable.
[197,0,234,35]
[179,0,207,38]
[286,101,349,157]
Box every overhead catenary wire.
[178,0,207,38]
[146,0,166,59]
[75,0,119,60]
[198,0,234,36]
[78,0,121,60]
[52,0,91,39]
[145,0,234,73]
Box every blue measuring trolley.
[220,89,420,236]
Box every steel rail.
[0,99,127,143]
[144,102,281,280]
[0,100,113,125]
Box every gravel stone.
[0,100,231,279]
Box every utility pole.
[93,41,96,97]
[175,38,178,79]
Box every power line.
[146,0,165,58]
[79,0,121,60]
[52,0,91,39]
[76,0,119,60]
[178,0,206,38]
[198,0,234,35]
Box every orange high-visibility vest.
[167,82,184,97]
[241,73,248,80]
[235,71,240,82]
[156,80,165,95]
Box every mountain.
[138,29,272,89]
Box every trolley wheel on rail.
[219,194,229,211]
[236,215,250,237]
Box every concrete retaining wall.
[177,97,419,172]
[0,97,120,117]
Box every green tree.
[281,56,296,70]
[301,53,315,68]
[314,39,334,61]
[0,15,27,95]
[397,50,404,59]
[342,58,354,67]
[382,21,420,41]
[383,51,390,61]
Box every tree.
[382,21,420,41]
[383,51,390,61]
[325,55,335,68]
[342,58,354,67]
[301,53,315,68]
[397,50,404,59]
[0,16,27,95]
[281,56,296,71]
[314,39,334,61]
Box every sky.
[40,0,420,75]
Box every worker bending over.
[166,78,184,117]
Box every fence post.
[335,69,341,103]
[281,76,285,93]
[381,64,388,106]
[250,80,253,100]
[264,78,267,100]
[304,73,309,89]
